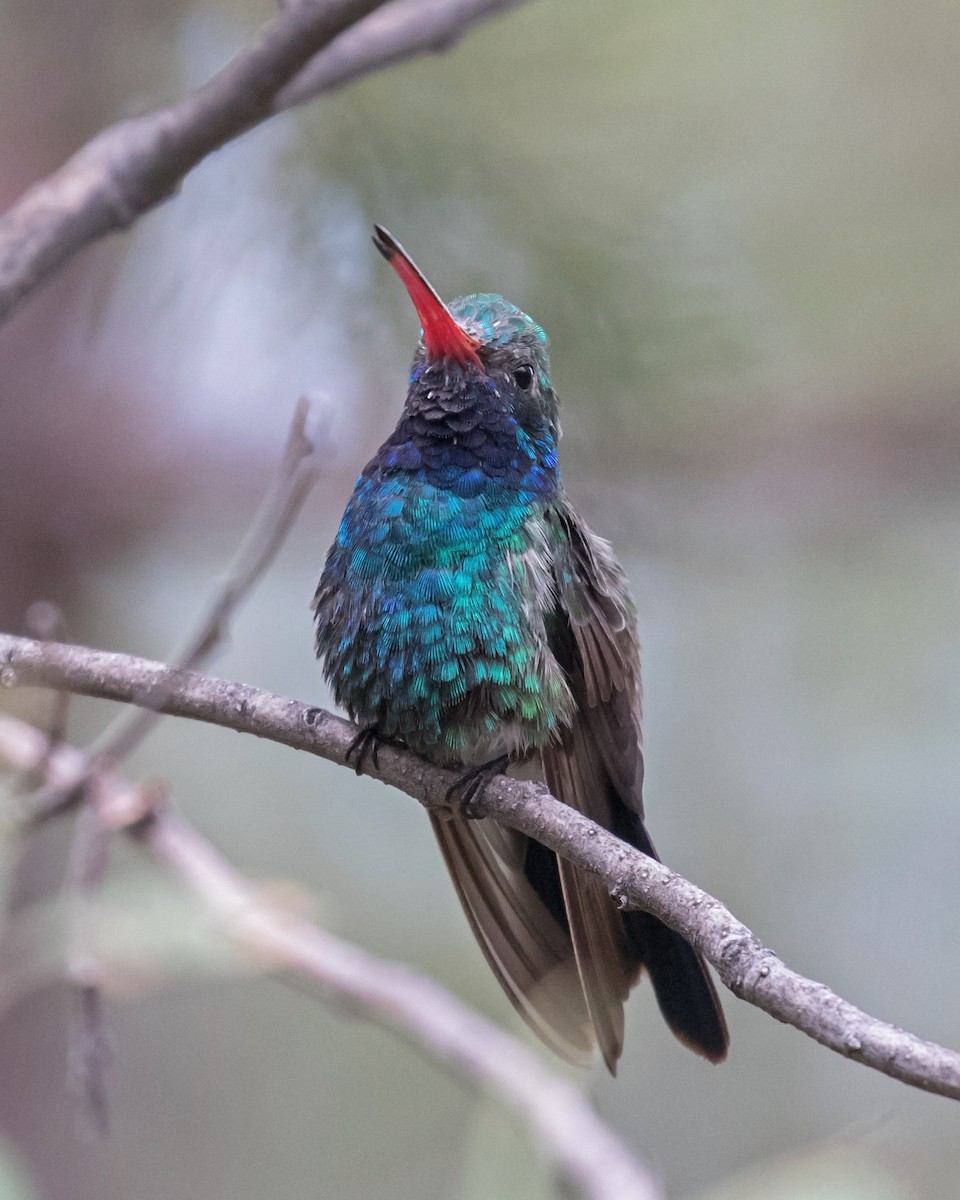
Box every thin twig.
[12,400,321,1131]
[276,0,523,107]
[0,0,386,323]
[13,603,76,820]
[23,602,70,751]
[145,811,658,1200]
[15,604,112,1131]
[0,0,528,325]
[89,394,322,765]
[0,637,958,1103]
[65,798,112,1135]
[18,398,319,825]
[0,716,660,1200]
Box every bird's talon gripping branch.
[345,725,382,776]
[444,755,510,820]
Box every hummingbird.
[313,226,728,1072]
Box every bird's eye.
[513,365,535,390]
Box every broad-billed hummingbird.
[313,227,728,1072]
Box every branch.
[17,604,112,1131]
[23,601,70,751]
[9,399,322,1130]
[0,0,524,326]
[64,800,112,1134]
[89,395,322,766]
[0,716,659,1200]
[276,0,524,107]
[2,633,959,1102]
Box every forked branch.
[0,715,659,1200]
[1,633,959,1103]
[0,0,524,325]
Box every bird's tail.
[617,810,729,1063]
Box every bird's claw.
[445,755,510,820]
[345,726,382,776]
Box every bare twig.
[1,635,958,1103]
[15,604,111,1131]
[23,602,70,751]
[146,811,658,1200]
[65,801,112,1135]
[13,603,75,820]
[90,395,322,766]
[277,0,524,107]
[0,0,527,325]
[48,397,319,1130]
[17,398,319,830]
[0,0,385,323]
[0,716,660,1200]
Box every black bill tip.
[371,224,400,262]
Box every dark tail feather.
[618,813,729,1063]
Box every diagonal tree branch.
[276,0,524,107]
[1,633,959,1102]
[0,0,525,326]
[0,715,659,1200]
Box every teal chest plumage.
[314,427,574,766]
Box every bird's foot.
[445,755,510,820]
[345,725,383,776]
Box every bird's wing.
[429,811,595,1065]
[543,502,728,1069]
[546,504,645,813]
[540,503,645,1072]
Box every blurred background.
[1,0,959,1196]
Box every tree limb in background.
[64,800,112,1135]
[22,602,70,753]
[15,604,112,1132]
[277,0,524,107]
[90,394,323,766]
[0,0,525,326]
[22,396,322,1130]
[0,633,958,1103]
[0,715,660,1200]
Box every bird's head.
[373,226,559,451]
